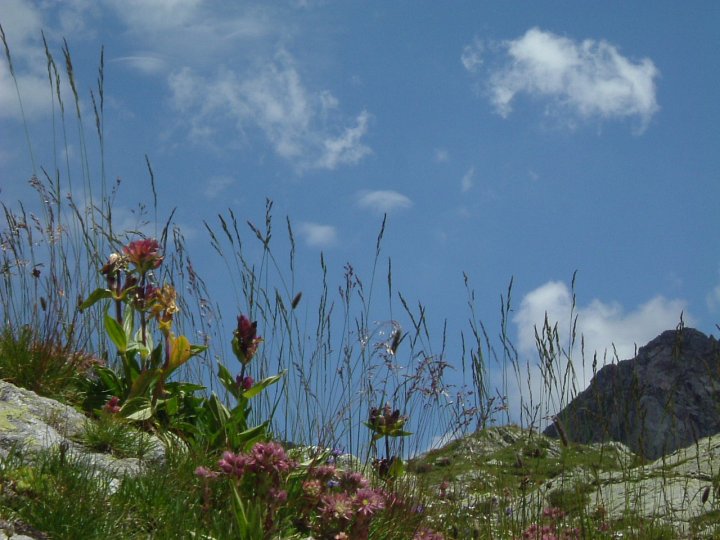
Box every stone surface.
[0,380,165,479]
[411,425,720,538]
[543,327,720,460]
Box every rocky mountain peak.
[544,327,720,460]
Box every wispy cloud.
[167,50,371,170]
[461,37,483,73]
[296,222,337,248]
[203,175,236,200]
[356,190,413,214]
[707,272,720,313]
[461,167,475,192]
[112,55,167,75]
[434,148,449,163]
[466,28,659,130]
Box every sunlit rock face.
[0,380,165,478]
[544,327,720,459]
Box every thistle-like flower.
[232,315,263,365]
[123,238,163,274]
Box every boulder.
[0,380,165,479]
[544,327,720,460]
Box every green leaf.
[388,457,405,478]
[207,394,231,425]
[161,395,179,416]
[123,306,135,339]
[120,396,153,421]
[127,368,161,400]
[217,362,240,400]
[104,311,127,352]
[241,370,285,400]
[95,366,125,397]
[234,423,268,452]
[165,381,205,394]
[79,288,113,311]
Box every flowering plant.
[80,238,206,422]
[193,314,285,452]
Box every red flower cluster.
[123,238,163,273]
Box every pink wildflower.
[339,470,369,491]
[194,466,219,479]
[353,487,385,517]
[249,441,294,476]
[123,238,163,273]
[320,492,354,522]
[218,451,252,478]
[103,396,121,414]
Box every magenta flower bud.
[236,375,254,391]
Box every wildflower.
[236,374,254,391]
[269,487,288,504]
[340,470,369,491]
[149,284,179,332]
[232,315,263,365]
[194,466,219,479]
[103,396,121,414]
[218,451,252,478]
[353,487,385,517]
[249,441,294,476]
[101,252,125,276]
[311,464,337,482]
[123,238,163,273]
[334,534,349,540]
[320,492,354,522]
[303,479,323,499]
[368,403,408,436]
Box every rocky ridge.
[410,425,720,538]
[543,327,720,460]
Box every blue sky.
[1,1,719,427]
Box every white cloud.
[707,282,720,313]
[469,28,659,130]
[0,0,99,122]
[166,51,371,170]
[297,222,337,248]
[461,167,475,192]
[105,0,203,33]
[203,175,235,200]
[503,280,690,426]
[315,111,371,169]
[112,55,167,75]
[461,38,483,73]
[434,148,449,163]
[356,190,413,214]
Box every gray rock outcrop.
[544,327,720,459]
[0,379,165,478]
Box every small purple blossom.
[218,450,252,477]
[250,441,294,476]
[194,466,219,479]
[339,470,369,491]
[236,374,254,391]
